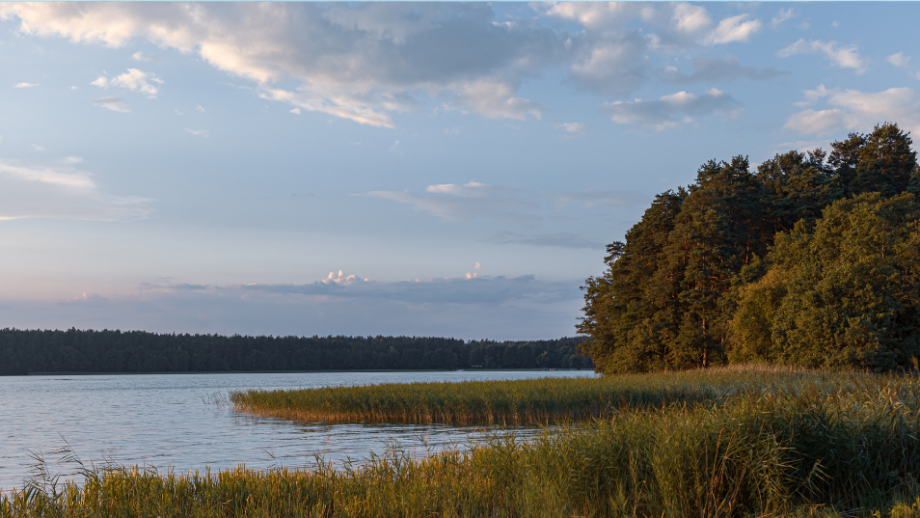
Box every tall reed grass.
[5,367,920,517]
[5,379,920,517]
[231,365,886,424]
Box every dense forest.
[0,329,591,375]
[579,122,920,374]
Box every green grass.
[230,365,891,424]
[6,367,920,517]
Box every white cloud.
[603,88,743,130]
[365,181,648,224]
[196,104,205,112]
[556,122,587,134]
[31,144,44,151]
[12,82,38,88]
[541,2,647,31]
[783,109,850,137]
[887,52,912,69]
[537,3,766,98]
[91,96,129,112]
[705,14,762,45]
[91,68,161,98]
[566,31,648,96]
[0,3,561,127]
[771,8,797,30]
[185,128,209,138]
[452,80,542,121]
[289,108,301,115]
[783,86,920,136]
[669,3,712,37]
[131,50,158,62]
[0,159,152,221]
[778,39,866,74]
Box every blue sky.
[1,2,918,339]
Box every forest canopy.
[0,329,591,375]
[578,123,920,374]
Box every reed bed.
[231,365,886,424]
[6,373,920,517]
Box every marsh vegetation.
[7,367,920,517]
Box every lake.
[0,370,596,490]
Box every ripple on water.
[0,370,595,490]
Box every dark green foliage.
[0,330,591,375]
[581,122,920,373]
[732,193,920,369]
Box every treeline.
[580,122,920,373]
[0,328,591,375]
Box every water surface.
[0,370,595,490]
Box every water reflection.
[0,370,594,490]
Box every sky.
[1,1,919,340]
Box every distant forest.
[0,329,592,375]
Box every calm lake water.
[0,370,596,490]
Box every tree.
[831,123,917,197]
[580,121,920,374]
[730,193,920,369]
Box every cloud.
[537,4,766,97]
[365,181,648,223]
[12,82,38,88]
[91,96,129,112]
[705,14,762,45]
[539,2,759,48]
[664,55,785,84]
[540,2,648,31]
[783,109,849,137]
[556,122,587,134]
[131,50,158,62]
[488,231,605,250]
[0,274,584,340]
[539,3,758,97]
[91,68,161,98]
[783,85,920,136]
[366,181,535,222]
[887,52,912,69]
[0,3,564,127]
[241,272,579,306]
[452,80,542,121]
[669,3,712,37]
[771,8,797,30]
[289,108,301,115]
[778,39,866,74]
[566,30,649,96]
[185,128,209,138]
[196,104,205,112]
[603,88,743,130]
[0,158,152,221]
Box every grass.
[6,366,920,517]
[230,365,893,424]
